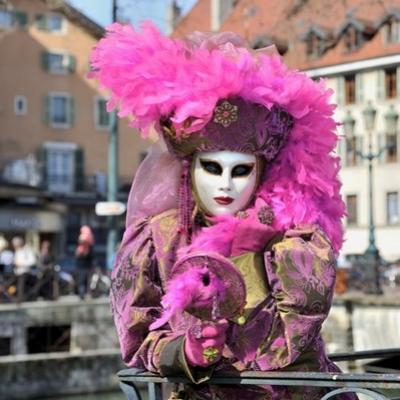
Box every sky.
[67,0,197,32]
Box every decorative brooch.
[213,101,238,128]
[257,205,275,225]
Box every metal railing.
[118,349,400,400]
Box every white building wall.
[310,61,400,261]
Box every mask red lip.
[214,196,234,205]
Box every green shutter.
[15,11,28,28]
[36,147,48,189]
[337,76,345,106]
[377,70,385,100]
[35,14,47,31]
[355,73,364,104]
[67,55,76,73]
[41,51,50,71]
[68,97,75,126]
[74,148,84,192]
[42,95,51,125]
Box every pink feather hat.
[89,22,345,253]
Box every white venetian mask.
[192,150,258,216]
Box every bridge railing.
[117,349,400,400]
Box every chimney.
[211,0,235,31]
[166,0,181,35]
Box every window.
[386,18,400,43]
[35,13,65,33]
[52,96,68,124]
[44,94,74,128]
[94,97,110,129]
[387,192,399,225]
[0,9,27,29]
[41,52,76,74]
[47,14,63,31]
[47,148,75,193]
[386,133,398,162]
[346,195,358,225]
[14,96,27,116]
[306,33,321,57]
[345,136,363,166]
[0,9,13,28]
[345,74,356,104]
[43,142,81,193]
[385,68,397,99]
[344,26,361,52]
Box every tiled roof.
[172,0,400,71]
[44,0,105,39]
[171,0,211,38]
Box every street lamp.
[355,101,381,294]
[343,110,356,135]
[106,0,119,270]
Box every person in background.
[75,226,95,299]
[38,240,57,300]
[12,236,37,302]
[0,236,14,276]
[0,236,15,302]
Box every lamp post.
[357,101,382,294]
[106,0,119,270]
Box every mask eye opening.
[231,163,255,178]
[199,159,223,175]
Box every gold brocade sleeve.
[255,226,336,370]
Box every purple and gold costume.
[111,209,350,399]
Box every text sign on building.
[95,201,126,216]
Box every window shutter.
[35,14,47,31]
[74,148,84,191]
[67,55,76,73]
[42,95,51,125]
[41,52,50,71]
[378,134,386,164]
[15,11,28,28]
[68,97,75,126]
[336,76,345,106]
[36,147,48,188]
[355,73,364,104]
[377,70,385,100]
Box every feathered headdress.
[90,22,345,253]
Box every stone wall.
[0,297,118,355]
[0,350,125,399]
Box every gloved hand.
[184,320,228,368]
[230,216,277,257]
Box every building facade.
[0,0,148,262]
[173,0,400,261]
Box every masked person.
[90,25,354,400]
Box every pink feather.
[90,23,346,253]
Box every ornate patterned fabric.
[162,98,293,161]
[110,209,356,400]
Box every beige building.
[174,0,400,262]
[0,0,148,259]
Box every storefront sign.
[95,201,126,216]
